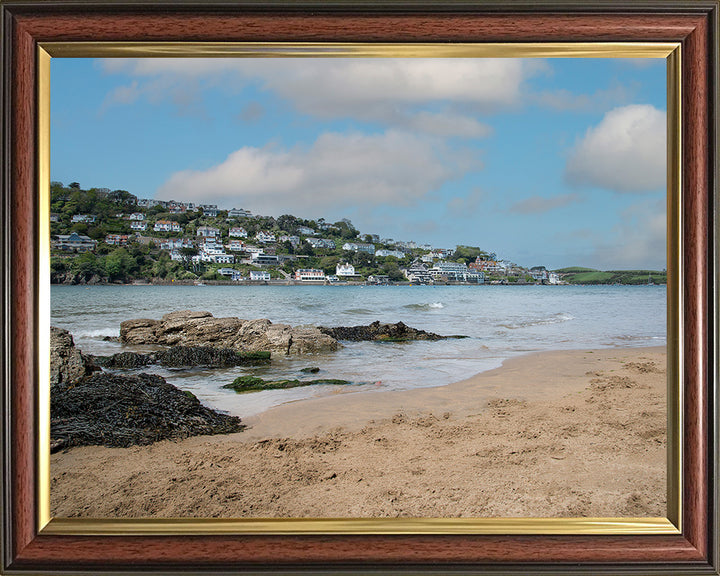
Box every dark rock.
[153,346,271,368]
[223,375,351,393]
[319,320,451,342]
[300,367,321,373]
[90,346,271,370]
[50,326,100,386]
[51,372,244,451]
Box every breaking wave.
[499,312,574,329]
[403,302,445,311]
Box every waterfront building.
[367,275,390,285]
[250,271,271,281]
[404,260,433,284]
[217,268,236,276]
[429,261,469,282]
[336,263,358,277]
[294,269,325,281]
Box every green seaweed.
[223,375,351,393]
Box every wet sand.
[51,346,666,518]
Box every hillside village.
[49,182,665,286]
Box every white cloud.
[565,104,666,192]
[158,130,468,217]
[98,58,537,137]
[509,193,582,214]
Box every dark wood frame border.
[1,1,717,574]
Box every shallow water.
[51,284,666,417]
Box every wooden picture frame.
[1,0,717,573]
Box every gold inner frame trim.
[36,42,682,536]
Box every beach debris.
[51,371,244,452]
[318,320,465,342]
[50,326,101,386]
[223,375,351,393]
[90,346,271,370]
[119,310,340,354]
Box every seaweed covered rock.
[120,311,340,354]
[50,326,100,386]
[319,320,452,342]
[223,375,351,393]
[92,346,271,369]
[51,372,244,452]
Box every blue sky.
[51,56,667,270]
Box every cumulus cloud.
[565,104,666,193]
[98,58,537,137]
[509,193,582,214]
[158,130,468,217]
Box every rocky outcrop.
[319,320,455,342]
[50,327,100,386]
[91,346,271,369]
[51,372,244,452]
[119,311,340,354]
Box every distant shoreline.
[50,279,667,287]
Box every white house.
[217,267,237,276]
[294,269,325,281]
[255,231,276,243]
[228,239,245,251]
[375,249,405,259]
[196,226,220,238]
[71,214,96,223]
[297,226,315,236]
[342,242,375,254]
[250,271,271,281]
[306,238,336,249]
[129,212,144,221]
[404,261,433,284]
[229,227,247,238]
[429,262,468,282]
[154,220,181,233]
[279,235,300,248]
[130,221,147,231]
[336,263,356,277]
[228,208,252,218]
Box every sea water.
[51,284,666,418]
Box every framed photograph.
[1,1,717,574]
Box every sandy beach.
[51,346,666,518]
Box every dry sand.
[51,346,666,518]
